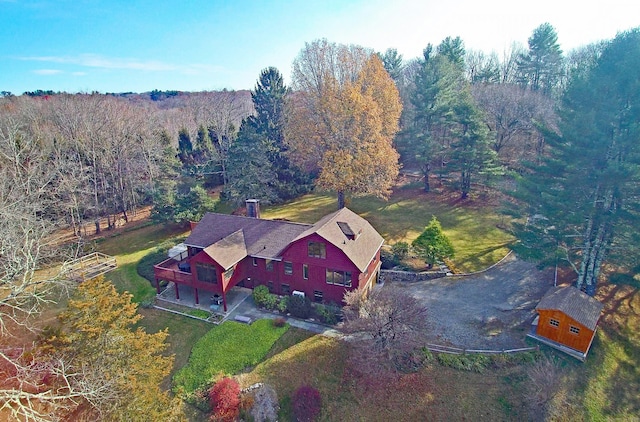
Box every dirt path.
[388,253,555,350]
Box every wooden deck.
[63,252,117,282]
[154,258,193,284]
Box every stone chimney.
[246,199,260,219]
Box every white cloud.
[19,54,221,75]
[32,69,63,75]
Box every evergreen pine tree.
[517,23,564,95]
[508,28,640,295]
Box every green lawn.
[574,284,640,420]
[95,224,189,302]
[242,334,533,421]
[172,319,289,396]
[263,187,513,273]
[136,308,212,390]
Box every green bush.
[137,248,169,283]
[287,295,312,319]
[422,347,435,363]
[263,293,279,311]
[391,241,410,261]
[436,353,491,373]
[277,296,289,313]
[173,320,289,397]
[252,285,270,308]
[187,309,211,319]
[380,249,399,269]
[506,350,540,365]
[315,303,339,325]
[136,237,187,284]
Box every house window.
[314,290,323,303]
[252,257,258,266]
[267,281,273,292]
[549,318,560,328]
[281,284,290,295]
[190,247,203,257]
[195,263,217,284]
[284,261,293,275]
[303,264,309,280]
[569,326,580,335]
[266,260,274,272]
[326,269,352,287]
[308,242,326,259]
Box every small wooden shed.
[528,286,604,361]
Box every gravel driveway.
[386,254,555,350]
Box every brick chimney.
[246,199,260,218]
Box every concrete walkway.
[156,283,342,337]
[223,290,342,337]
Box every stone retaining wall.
[380,269,448,283]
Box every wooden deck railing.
[62,252,117,282]
[154,258,193,284]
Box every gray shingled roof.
[536,286,604,330]
[203,229,247,270]
[184,208,384,273]
[184,213,311,269]
[292,208,384,272]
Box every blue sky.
[1,0,638,94]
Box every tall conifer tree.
[508,28,640,295]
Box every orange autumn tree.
[286,39,402,209]
[50,276,184,421]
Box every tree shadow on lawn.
[569,285,640,420]
[455,242,514,272]
[243,333,525,421]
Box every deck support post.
[222,291,228,312]
[174,283,180,300]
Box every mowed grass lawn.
[242,334,531,421]
[173,320,289,395]
[95,223,189,302]
[263,186,513,273]
[136,308,212,390]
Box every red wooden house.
[528,286,604,361]
[153,202,383,311]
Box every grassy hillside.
[263,186,513,273]
[88,188,638,421]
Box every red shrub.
[208,377,241,422]
[292,384,321,422]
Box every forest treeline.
[0,23,570,236]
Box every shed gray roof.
[292,207,384,272]
[536,286,604,330]
[185,213,311,269]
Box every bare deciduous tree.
[341,287,429,372]
[472,83,556,168]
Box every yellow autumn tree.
[51,276,184,421]
[286,39,402,208]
